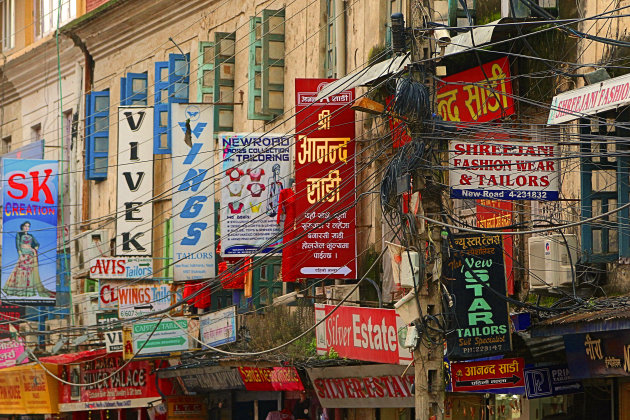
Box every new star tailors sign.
[2,159,58,306]
[445,233,511,359]
[307,365,414,409]
[437,57,514,125]
[449,139,560,201]
[294,79,356,278]
[116,107,154,257]
[315,304,412,365]
[450,358,525,392]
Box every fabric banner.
[2,159,58,305]
[171,103,215,281]
[294,79,356,279]
[219,133,290,257]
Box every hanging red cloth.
[182,281,211,309]
[221,258,253,289]
[277,188,298,282]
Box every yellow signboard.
[0,363,59,414]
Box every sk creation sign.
[445,233,511,358]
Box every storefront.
[0,362,59,416]
[306,364,415,420]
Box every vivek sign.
[315,304,411,365]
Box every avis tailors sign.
[90,257,153,279]
[315,304,412,365]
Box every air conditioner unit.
[528,234,577,290]
[77,229,111,273]
[399,251,420,288]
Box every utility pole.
[408,0,445,418]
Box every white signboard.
[105,330,123,353]
[548,73,630,124]
[449,140,560,201]
[220,133,290,257]
[90,257,153,279]
[98,280,120,310]
[171,104,215,280]
[118,283,172,319]
[116,106,154,256]
[200,306,237,348]
[132,318,189,355]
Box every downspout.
[335,0,346,76]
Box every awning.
[315,54,411,101]
[547,72,630,124]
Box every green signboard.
[132,318,189,355]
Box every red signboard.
[450,358,525,392]
[477,199,514,294]
[238,367,304,391]
[294,79,356,279]
[437,57,514,125]
[315,304,412,365]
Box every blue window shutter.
[85,90,110,180]
[154,61,169,154]
[121,72,148,106]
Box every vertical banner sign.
[116,107,154,257]
[2,159,58,305]
[445,233,511,359]
[171,104,215,280]
[476,200,514,295]
[220,133,290,256]
[294,79,356,278]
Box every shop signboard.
[219,133,290,257]
[444,233,511,358]
[238,367,304,391]
[96,311,119,331]
[524,365,583,399]
[1,159,59,305]
[294,79,357,278]
[166,396,207,420]
[89,257,153,279]
[104,330,123,353]
[450,358,525,392]
[132,318,189,355]
[449,140,560,201]
[200,306,237,348]
[118,283,172,319]
[564,330,630,378]
[0,363,59,414]
[307,365,414,408]
[314,304,412,365]
[476,199,514,295]
[436,57,514,125]
[171,103,215,281]
[0,304,24,335]
[548,72,630,124]
[116,106,154,257]
[0,339,26,368]
[158,366,245,392]
[98,280,120,310]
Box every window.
[2,0,15,50]
[248,9,285,120]
[120,72,148,105]
[85,90,110,180]
[154,54,189,154]
[580,112,630,262]
[36,0,77,37]
[448,0,476,27]
[198,32,236,132]
[1,136,10,154]
[31,124,42,142]
[385,0,403,47]
[325,0,336,77]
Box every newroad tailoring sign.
[445,233,511,359]
[116,107,154,256]
[171,103,215,281]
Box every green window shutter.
[261,9,285,117]
[248,16,271,120]
[214,32,236,132]
[197,41,215,103]
[325,0,336,78]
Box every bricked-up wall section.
[86,0,109,12]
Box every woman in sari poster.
[3,221,55,298]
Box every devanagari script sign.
[437,57,514,125]
[295,79,357,278]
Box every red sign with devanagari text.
[294,79,356,279]
[436,57,514,125]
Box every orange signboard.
[0,363,59,414]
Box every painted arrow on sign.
[300,266,352,275]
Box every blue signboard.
[564,331,630,379]
[2,159,58,305]
[524,365,583,399]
